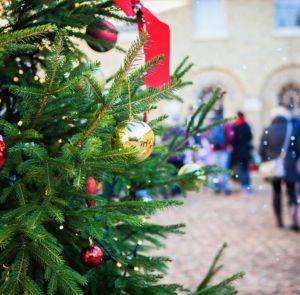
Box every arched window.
[278,83,300,117]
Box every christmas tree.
[0,1,244,294]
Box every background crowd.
[166,104,300,232]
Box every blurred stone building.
[80,0,300,143]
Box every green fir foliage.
[0,1,242,294]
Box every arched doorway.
[187,68,245,119]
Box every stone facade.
[79,0,300,143]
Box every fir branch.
[195,88,225,129]
[128,56,163,87]
[197,243,228,291]
[0,24,56,46]
[76,33,161,148]
[0,226,16,249]
[186,104,205,135]
[2,43,36,55]
[9,85,44,100]
[160,89,225,164]
[75,72,108,148]
[76,106,109,148]
[198,117,234,133]
[58,274,84,295]
[9,249,29,295]
[82,75,104,103]
[107,31,147,102]
[28,162,53,227]
[111,81,180,112]
[123,30,147,77]
[22,276,43,295]
[16,183,26,206]
[93,148,138,162]
[102,200,183,215]
[172,56,194,81]
[195,243,245,295]
[195,272,245,295]
[32,31,64,128]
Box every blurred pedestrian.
[208,109,233,195]
[292,115,300,195]
[231,111,253,193]
[259,105,300,231]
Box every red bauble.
[0,153,6,170]
[0,136,5,152]
[143,111,149,123]
[86,177,97,194]
[0,136,6,171]
[86,19,118,52]
[86,176,97,208]
[81,246,104,267]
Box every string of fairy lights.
[58,222,143,272]
[8,5,149,273]
[12,69,45,84]
[10,65,144,273]
[12,45,46,84]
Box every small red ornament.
[81,246,104,267]
[143,111,149,123]
[86,177,97,194]
[86,19,118,52]
[0,135,6,170]
[86,176,97,208]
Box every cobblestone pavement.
[152,186,300,294]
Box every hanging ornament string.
[127,80,133,121]
[113,0,170,89]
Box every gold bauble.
[178,163,206,191]
[111,120,155,162]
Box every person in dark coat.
[259,106,300,231]
[231,111,253,192]
[292,116,300,195]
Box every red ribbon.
[113,0,137,16]
[113,0,170,88]
[138,6,170,88]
